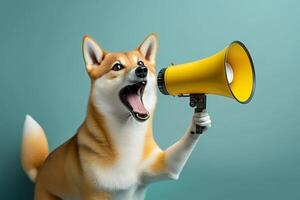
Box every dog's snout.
[135,66,148,78]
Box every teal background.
[0,0,299,199]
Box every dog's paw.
[191,109,211,133]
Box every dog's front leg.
[164,110,211,179]
[143,110,211,182]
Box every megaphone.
[157,41,255,133]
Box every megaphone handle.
[190,94,207,134]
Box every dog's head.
[82,33,158,122]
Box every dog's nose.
[135,66,148,78]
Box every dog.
[21,33,211,200]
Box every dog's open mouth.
[119,81,149,122]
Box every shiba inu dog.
[21,33,211,200]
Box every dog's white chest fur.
[85,117,148,193]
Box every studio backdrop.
[0,0,299,199]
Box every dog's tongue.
[127,93,148,115]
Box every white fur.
[92,68,157,122]
[22,115,47,182]
[23,115,43,136]
[139,35,157,64]
[23,34,212,200]
[83,61,211,199]
[165,110,211,179]
[82,37,103,70]
[79,34,210,199]
[27,169,38,182]
[84,120,147,191]
[82,69,157,196]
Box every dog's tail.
[21,115,49,182]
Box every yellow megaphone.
[157,41,256,133]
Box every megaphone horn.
[157,41,256,134]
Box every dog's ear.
[82,35,105,71]
[138,33,158,64]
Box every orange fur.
[142,121,158,161]
[150,152,166,173]
[21,33,165,200]
[21,116,49,181]
[87,51,156,80]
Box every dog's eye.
[137,60,144,66]
[112,63,124,71]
